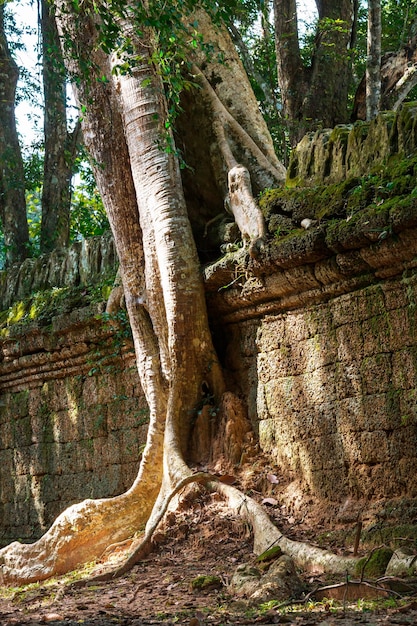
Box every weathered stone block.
[298,434,345,471]
[360,431,389,464]
[257,349,293,384]
[313,467,349,499]
[392,349,417,389]
[390,308,416,349]
[335,363,363,400]
[9,390,29,419]
[336,397,362,431]
[361,392,400,431]
[336,324,364,362]
[396,101,417,156]
[296,402,337,438]
[332,294,361,327]
[290,334,338,375]
[255,316,287,352]
[388,424,417,459]
[235,320,257,356]
[382,281,408,310]
[285,311,314,343]
[361,354,392,395]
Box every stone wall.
[2,239,417,542]
[0,240,147,547]
[222,272,417,507]
[0,230,117,310]
[3,107,417,543]
[0,310,146,546]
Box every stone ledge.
[204,226,417,323]
[0,311,135,394]
[0,231,117,311]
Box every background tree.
[273,0,357,144]
[353,0,417,119]
[366,0,381,120]
[40,0,80,253]
[0,4,29,266]
[0,0,103,264]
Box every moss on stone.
[0,272,117,336]
[355,547,394,578]
[190,575,223,590]
[258,151,417,258]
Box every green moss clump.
[256,545,283,563]
[258,152,417,253]
[355,547,394,578]
[190,575,223,591]
[0,272,117,336]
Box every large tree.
[0,0,290,583]
[0,4,29,266]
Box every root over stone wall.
[3,107,417,541]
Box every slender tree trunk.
[352,36,417,121]
[366,0,381,120]
[0,5,29,265]
[40,0,78,253]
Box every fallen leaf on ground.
[262,497,278,506]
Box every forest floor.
[1,477,417,626]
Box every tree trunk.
[366,0,382,120]
[274,0,356,144]
[0,1,257,583]
[0,5,29,266]
[352,35,417,120]
[40,0,78,253]
[273,0,307,143]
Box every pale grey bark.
[366,0,382,120]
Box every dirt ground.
[1,482,417,626]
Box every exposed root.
[0,493,154,585]
[70,472,214,586]
[0,388,166,586]
[72,474,364,588]
[193,64,283,255]
[210,481,362,576]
